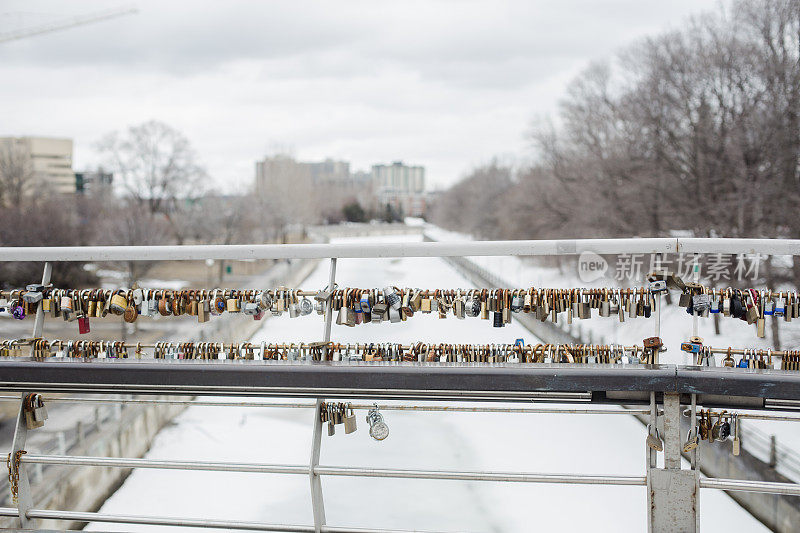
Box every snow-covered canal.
[87,235,767,532]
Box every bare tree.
[0,139,34,208]
[97,120,209,242]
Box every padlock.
[775,296,787,317]
[299,297,314,316]
[109,290,128,315]
[492,311,503,328]
[384,287,401,311]
[371,302,387,323]
[343,403,357,434]
[78,316,90,334]
[197,299,209,323]
[646,424,663,451]
[683,427,699,452]
[123,304,138,323]
[359,294,371,314]
[464,297,479,318]
[24,393,45,429]
[11,301,25,320]
[643,337,663,350]
[242,302,260,316]
[649,280,667,294]
[678,291,692,307]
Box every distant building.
[371,161,426,217]
[307,159,350,184]
[254,154,312,197]
[75,170,113,195]
[254,155,426,218]
[0,136,74,194]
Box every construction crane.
[0,6,138,44]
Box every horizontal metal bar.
[0,238,678,262]
[21,454,309,475]
[313,466,647,486]
[25,509,314,531]
[0,395,647,414]
[18,454,645,487]
[678,238,800,256]
[700,478,800,496]
[0,508,461,533]
[2,237,799,263]
[3,362,800,401]
[765,399,800,410]
[320,526,456,533]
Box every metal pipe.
[0,238,680,262]
[313,466,647,486]
[25,509,315,531]
[21,454,309,475]
[321,526,456,533]
[17,453,646,486]
[700,478,800,496]
[4,237,800,263]
[0,507,17,517]
[0,395,648,415]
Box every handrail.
[2,362,800,403]
[19,454,646,486]
[0,238,677,261]
[1,237,799,262]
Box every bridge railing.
[2,237,800,532]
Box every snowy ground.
[87,234,768,532]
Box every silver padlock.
[242,302,260,316]
[24,393,46,429]
[371,302,387,323]
[383,287,401,311]
[464,298,479,317]
[299,298,314,316]
[33,394,47,422]
[343,403,357,434]
[366,404,389,441]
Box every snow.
[86,233,768,532]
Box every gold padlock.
[109,290,128,315]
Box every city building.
[307,159,350,184]
[0,136,74,194]
[254,155,427,218]
[371,161,426,217]
[254,154,312,197]
[75,169,114,195]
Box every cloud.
[0,0,717,188]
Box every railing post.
[310,257,335,532]
[770,435,778,467]
[29,262,52,356]
[10,393,33,528]
[648,393,698,532]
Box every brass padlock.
[24,393,46,429]
[109,290,128,315]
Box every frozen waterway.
[87,234,768,532]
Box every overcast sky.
[1,1,718,191]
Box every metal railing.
[3,237,800,532]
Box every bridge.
[1,234,800,532]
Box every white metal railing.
[0,237,797,262]
[3,237,800,532]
